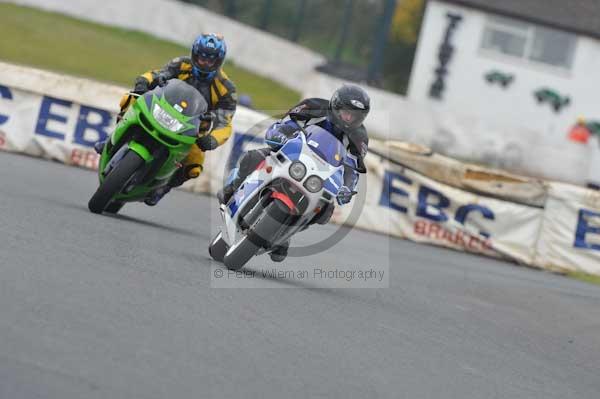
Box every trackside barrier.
[1,63,598,275]
[534,183,600,275]
[368,140,548,208]
[7,0,599,186]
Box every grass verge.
[566,271,600,286]
[0,3,300,111]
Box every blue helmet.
[191,33,227,80]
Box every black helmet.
[329,84,370,130]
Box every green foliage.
[391,0,425,44]
[0,3,299,111]
[566,271,600,286]
[183,0,424,94]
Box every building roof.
[440,0,600,39]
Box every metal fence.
[181,0,413,93]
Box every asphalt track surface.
[1,150,600,399]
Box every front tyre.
[88,151,144,214]
[223,201,289,270]
[223,235,259,270]
[209,232,229,262]
[104,201,125,214]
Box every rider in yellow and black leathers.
[113,33,237,205]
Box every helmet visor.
[333,108,366,128]
[194,53,218,69]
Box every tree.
[390,0,424,44]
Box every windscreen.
[147,79,207,117]
[305,125,346,167]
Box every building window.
[481,16,576,69]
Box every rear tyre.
[88,151,144,214]
[209,232,229,262]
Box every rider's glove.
[265,131,288,150]
[336,186,355,205]
[277,123,298,136]
[132,80,150,94]
[156,74,168,87]
[196,134,219,151]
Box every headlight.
[152,104,184,132]
[289,161,306,181]
[304,175,323,193]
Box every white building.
[407,0,600,184]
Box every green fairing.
[93,80,207,207]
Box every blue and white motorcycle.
[209,124,349,270]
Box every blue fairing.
[330,169,344,187]
[305,126,346,167]
[280,136,303,161]
[323,169,344,195]
[228,198,239,216]
[229,179,263,217]
[225,167,239,185]
[344,154,358,169]
[323,178,339,195]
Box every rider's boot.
[144,186,171,206]
[144,165,200,207]
[217,170,243,205]
[217,182,237,205]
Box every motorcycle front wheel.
[209,231,229,262]
[223,235,260,271]
[88,151,144,214]
[223,200,290,270]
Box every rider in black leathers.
[219,84,371,262]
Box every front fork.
[102,145,128,177]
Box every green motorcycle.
[88,79,209,214]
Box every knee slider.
[185,164,202,178]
